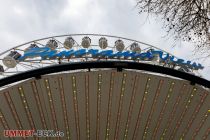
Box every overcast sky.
[0,0,209,80]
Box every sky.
[0,0,209,80]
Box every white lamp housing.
[81,36,91,48]
[130,42,141,53]
[115,40,125,52]
[64,37,75,49]
[2,51,21,68]
[46,40,58,50]
[99,37,108,49]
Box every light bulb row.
[179,92,208,139]
[96,74,102,140]
[142,80,164,140]
[18,87,36,130]
[0,109,10,130]
[114,73,127,140]
[71,76,80,139]
[132,77,151,140]
[192,110,210,139]
[44,79,59,131]
[105,72,115,140]
[58,77,71,140]
[85,75,90,140]
[123,75,140,140]
[169,87,197,140]
[31,81,48,130]
[152,81,175,139]
[4,92,23,129]
[202,127,210,140]
[161,84,187,139]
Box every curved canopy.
[0,67,209,139]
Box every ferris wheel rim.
[0,33,175,57]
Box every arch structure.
[0,34,209,140]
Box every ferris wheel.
[0,34,202,79]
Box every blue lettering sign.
[19,46,204,70]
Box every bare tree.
[136,0,210,52]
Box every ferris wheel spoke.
[19,62,39,69]
[34,41,45,47]
[14,48,24,52]
[53,38,64,46]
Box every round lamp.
[46,40,58,50]
[64,37,75,49]
[99,37,108,49]
[81,36,91,48]
[2,51,21,68]
[115,40,125,52]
